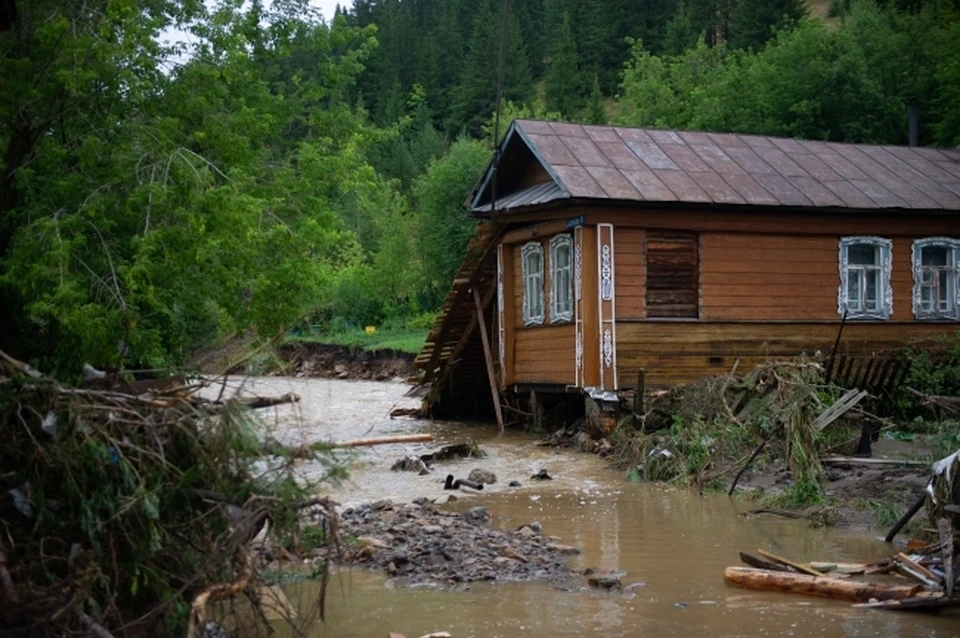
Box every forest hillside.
[1,0,958,376]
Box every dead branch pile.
[0,352,338,637]
[619,359,866,492]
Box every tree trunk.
[724,567,929,603]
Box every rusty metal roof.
[470,120,960,213]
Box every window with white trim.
[521,241,544,325]
[549,234,573,323]
[912,238,960,320]
[838,236,892,320]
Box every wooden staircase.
[415,222,504,416]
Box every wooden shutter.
[646,231,699,318]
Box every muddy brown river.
[226,377,957,637]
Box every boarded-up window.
[646,231,699,318]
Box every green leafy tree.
[413,139,490,308]
[0,2,381,374]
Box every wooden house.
[415,120,960,420]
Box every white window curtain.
[550,234,573,323]
[838,236,892,319]
[521,241,544,325]
[912,238,960,320]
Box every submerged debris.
[725,539,960,612]
[338,500,579,585]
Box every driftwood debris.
[894,552,942,590]
[724,567,928,603]
[820,456,930,468]
[813,388,869,430]
[239,392,300,409]
[739,552,791,572]
[755,549,821,577]
[333,434,434,448]
[906,387,960,416]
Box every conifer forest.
[2,0,960,376]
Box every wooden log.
[241,392,300,409]
[821,456,930,468]
[330,434,434,448]
[756,549,822,577]
[723,567,927,603]
[473,286,504,434]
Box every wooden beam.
[474,286,504,433]
[724,567,929,603]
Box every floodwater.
[228,377,957,637]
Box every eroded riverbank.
[234,377,958,637]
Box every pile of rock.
[338,499,581,585]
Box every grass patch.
[288,326,427,354]
[855,498,904,530]
[762,480,825,509]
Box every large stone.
[588,570,623,590]
[462,506,489,524]
[467,468,497,485]
[547,543,581,555]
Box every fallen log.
[240,392,300,409]
[821,456,930,468]
[331,434,434,448]
[723,567,928,603]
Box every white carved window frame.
[521,241,544,326]
[549,234,573,323]
[911,237,960,320]
[837,236,892,320]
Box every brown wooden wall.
[615,321,958,388]
[508,234,576,385]
[514,324,576,384]
[496,206,959,389]
[615,227,645,319]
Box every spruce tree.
[664,1,700,55]
[448,0,532,138]
[729,0,807,50]
[544,12,585,118]
[586,75,608,125]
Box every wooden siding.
[615,227,645,319]
[579,208,960,237]
[508,232,577,386]
[615,321,958,387]
[514,323,576,384]
[647,231,699,318]
[699,233,931,322]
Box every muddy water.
[234,378,956,637]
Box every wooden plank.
[756,549,822,576]
[474,286,503,433]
